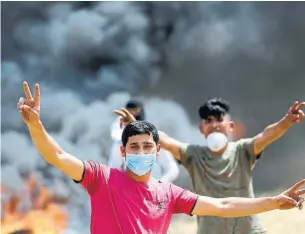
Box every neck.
[208,143,228,156]
[126,168,151,183]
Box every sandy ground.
[169,191,305,234]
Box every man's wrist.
[281,116,294,129]
[27,120,43,131]
[270,196,281,210]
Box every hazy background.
[1,1,305,233]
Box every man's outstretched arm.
[18,82,84,181]
[192,179,305,217]
[158,131,184,161]
[193,196,279,217]
[27,122,84,181]
[253,101,305,155]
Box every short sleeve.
[238,138,263,169]
[170,184,199,215]
[73,160,107,195]
[179,143,199,168]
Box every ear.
[198,123,204,134]
[232,121,246,139]
[120,145,126,158]
[157,144,161,153]
[229,121,235,132]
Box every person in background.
[159,98,305,234]
[108,100,180,183]
[18,82,305,234]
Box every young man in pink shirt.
[19,82,305,234]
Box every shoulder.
[234,138,255,149]
[227,141,240,149]
[225,140,250,155]
[161,181,186,195]
[181,143,206,155]
[179,144,207,166]
[108,167,125,179]
[151,179,172,193]
[84,161,124,180]
[84,160,106,172]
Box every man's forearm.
[219,196,278,217]
[158,131,169,148]
[253,117,292,155]
[158,131,183,161]
[193,196,279,217]
[27,121,64,165]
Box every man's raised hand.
[285,101,305,125]
[113,107,136,128]
[17,81,41,125]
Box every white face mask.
[206,132,228,152]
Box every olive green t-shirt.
[180,138,266,234]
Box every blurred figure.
[108,100,145,169]
[108,100,180,183]
[117,98,305,234]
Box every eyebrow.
[129,141,154,146]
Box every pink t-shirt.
[75,161,198,234]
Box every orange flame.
[1,177,68,234]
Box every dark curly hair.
[122,120,159,147]
[198,98,230,120]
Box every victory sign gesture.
[276,179,305,210]
[284,101,305,125]
[113,107,136,127]
[17,81,41,125]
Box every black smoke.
[1,1,305,193]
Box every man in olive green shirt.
[158,98,305,234]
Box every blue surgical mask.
[125,153,156,176]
